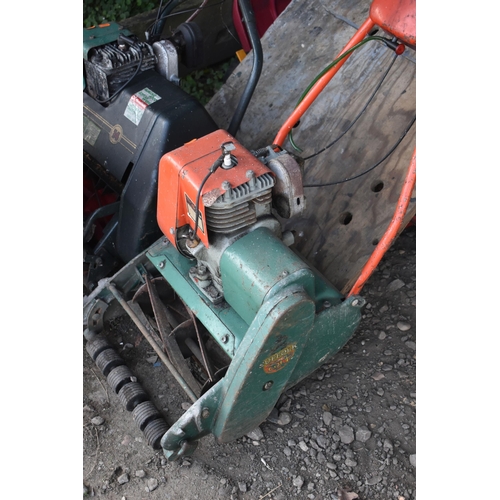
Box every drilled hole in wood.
[371,181,384,193]
[339,212,352,225]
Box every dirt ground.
[83,225,415,500]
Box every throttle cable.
[303,115,416,188]
[303,52,398,161]
[288,36,404,152]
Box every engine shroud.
[157,130,275,248]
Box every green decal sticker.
[124,88,161,126]
[83,115,101,146]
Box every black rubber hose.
[151,0,186,40]
[227,0,263,137]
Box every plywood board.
[206,0,416,293]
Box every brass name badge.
[261,344,297,374]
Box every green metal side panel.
[220,227,316,324]
[285,295,364,389]
[213,290,316,442]
[146,238,248,357]
[83,22,132,60]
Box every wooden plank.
[206,0,416,293]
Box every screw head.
[323,300,331,308]
[201,408,210,419]
[221,334,229,344]
[158,260,165,269]
[263,381,273,391]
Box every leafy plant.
[83,0,157,28]
[181,59,235,105]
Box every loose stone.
[146,478,158,492]
[316,435,328,448]
[356,427,372,443]
[387,279,405,292]
[246,427,264,441]
[117,473,129,485]
[299,441,309,452]
[323,412,333,426]
[405,341,416,350]
[293,476,304,488]
[278,412,292,425]
[397,322,411,331]
[339,426,354,444]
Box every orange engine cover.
[157,129,274,248]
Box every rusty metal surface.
[267,153,305,219]
[145,274,202,397]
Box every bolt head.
[187,238,200,249]
[263,381,273,391]
[158,260,165,269]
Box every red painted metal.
[233,0,292,53]
[83,169,117,243]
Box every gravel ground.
[82,225,416,500]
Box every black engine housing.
[83,69,217,289]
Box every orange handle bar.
[348,148,416,297]
[273,18,376,148]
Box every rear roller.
[95,348,126,376]
[144,418,169,450]
[118,382,149,411]
[107,365,134,394]
[85,336,112,361]
[132,401,162,431]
